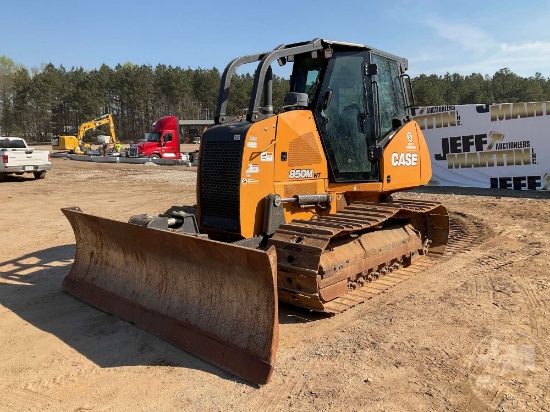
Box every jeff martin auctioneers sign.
[413,102,550,190]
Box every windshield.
[311,50,377,182]
[146,132,161,142]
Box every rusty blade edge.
[62,275,274,385]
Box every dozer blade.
[61,207,278,385]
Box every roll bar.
[214,38,326,124]
[214,38,411,124]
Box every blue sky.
[1,0,549,78]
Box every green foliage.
[0,53,548,141]
[411,69,550,107]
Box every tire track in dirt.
[474,272,494,302]
[454,247,540,295]
[257,213,543,411]
[256,371,308,412]
[0,386,67,411]
[0,338,41,367]
[253,213,485,411]
[467,327,550,411]
[515,272,548,337]
[253,318,316,412]
[22,365,100,392]
[453,243,548,410]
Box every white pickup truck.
[0,137,51,182]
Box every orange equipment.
[62,39,449,385]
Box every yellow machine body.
[52,114,117,153]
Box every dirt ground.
[1,152,549,411]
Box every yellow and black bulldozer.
[62,39,449,385]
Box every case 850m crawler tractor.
[62,39,449,385]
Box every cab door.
[160,131,176,157]
[313,50,378,183]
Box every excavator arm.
[77,114,117,144]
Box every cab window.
[370,54,406,138]
[147,132,161,142]
[313,50,378,182]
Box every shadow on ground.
[0,244,329,386]
[0,245,259,385]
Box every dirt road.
[1,157,549,411]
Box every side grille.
[200,139,243,233]
[284,182,317,198]
[288,132,323,167]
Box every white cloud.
[424,18,497,55]
[409,16,550,77]
[500,41,550,54]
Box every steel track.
[269,199,475,314]
[321,212,479,314]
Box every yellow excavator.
[62,39,449,385]
[52,114,117,154]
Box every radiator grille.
[129,146,138,157]
[200,139,242,231]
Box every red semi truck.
[128,116,182,159]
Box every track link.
[268,199,451,313]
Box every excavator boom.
[77,114,117,144]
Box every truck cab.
[128,116,182,159]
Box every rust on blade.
[61,207,279,385]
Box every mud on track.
[1,156,549,411]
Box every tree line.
[0,56,289,142]
[412,69,550,107]
[0,55,549,142]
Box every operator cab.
[213,39,414,184]
[287,42,411,182]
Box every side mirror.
[402,74,416,108]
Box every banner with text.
[412,102,550,190]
